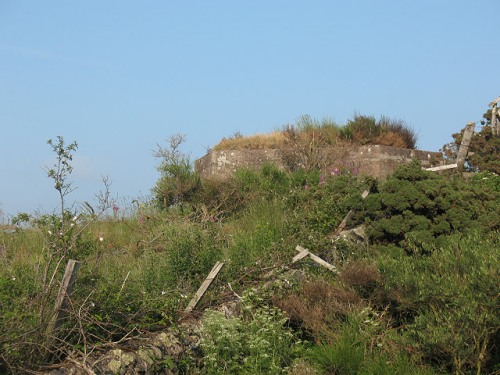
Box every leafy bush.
[153,134,200,210]
[200,291,302,374]
[377,232,499,374]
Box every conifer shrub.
[362,161,499,254]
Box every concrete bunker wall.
[195,145,442,180]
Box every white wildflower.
[99,237,104,242]
[48,230,52,235]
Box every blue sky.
[0,1,498,220]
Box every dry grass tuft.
[213,132,286,151]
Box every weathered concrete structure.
[195,145,443,180]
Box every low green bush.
[200,290,302,374]
[377,231,499,374]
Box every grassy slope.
[0,163,498,374]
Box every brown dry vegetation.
[212,114,417,151]
[213,131,286,151]
[273,279,366,340]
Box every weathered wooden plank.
[425,163,458,171]
[456,122,475,170]
[308,252,338,273]
[488,96,500,107]
[492,105,499,136]
[184,261,224,314]
[295,245,338,273]
[47,259,80,335]
[292,248,310,262]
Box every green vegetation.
[200,290,302,374]
[0,124,499,374]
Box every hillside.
[1,156,499,374]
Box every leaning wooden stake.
[47,259,80,337]
[424,122,475,173]
[184,261,224,314]
[489,96,500,136]
[456,122,475,171]
[330,190,369,238]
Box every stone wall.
[195,145,442,180]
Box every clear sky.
[0,1,498,220]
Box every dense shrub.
[377,232,499,374]
[362,161,499,254]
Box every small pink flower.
[113,205,119,214]
[331,167,340,176]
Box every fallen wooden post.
[294,245,338,273]
[184,261,224,314]
[424,163,458,171]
